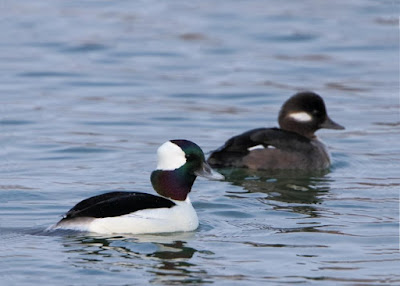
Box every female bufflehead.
[207,92,344,170]
[51,140,224,234]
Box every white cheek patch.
[156,141,186,170]
[288,112,312,122]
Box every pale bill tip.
[209,169,225,180]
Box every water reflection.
[219,167,331,217]
[60,233,208,284]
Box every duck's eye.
[185,154,195,161]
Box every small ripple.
[169,92,266,100]
[54,146,114,154]
[109,50,181,58]
[0,190,42,201]
[210,210,254,218]
[275,54,332,62]
[82,120,144,126]
[18,71,82,78]
[0,185,35,190]
[0,119,34,125]
[373,121,400,127]
[325,82,370,92]
[60,43,109,53]
[65,80,135,87]
[244,241,328,249]
[323,258,400,265]
[35,155,83,161]
[284,275,400,284]
[254,31,318,42]
[179,33,208,41]
[374,16,399,26]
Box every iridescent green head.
[151,140,224,201]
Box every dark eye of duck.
[185,154,195,161]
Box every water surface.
[1,0,399,285]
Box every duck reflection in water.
[219,167,331,217]
[60,233,208,284]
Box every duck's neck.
[281,125,316,139]
[150,169,196,201]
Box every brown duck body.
[207,92,344,171]
[241,136,330,170]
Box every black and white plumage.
[50,140,224,234]
[207,92,344,170]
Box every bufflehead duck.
[207,92,344,170]
[51,140,224,234]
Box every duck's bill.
[320,116,345,130]
[195,162,225,180]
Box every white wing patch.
[247,144,265,151]
[288,111,312,122]
[156,141,186,170]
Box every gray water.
[1,1,399,285]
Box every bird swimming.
[50,139,224,234]
[207,91,344,170]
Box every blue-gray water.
[1,1,399,285]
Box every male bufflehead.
[207,92,344,170]
[51,140,224,234]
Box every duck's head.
[151,140,224,201]
[278,91,344,139]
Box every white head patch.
[156,141,186,170]
[288,112,312,122]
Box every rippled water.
[1,1,399,285]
